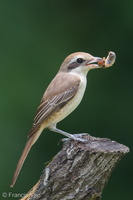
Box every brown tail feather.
[10,128,43,187]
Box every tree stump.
[21,134,129,200]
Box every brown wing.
[28,83,80,138]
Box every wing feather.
[28,84,79,138]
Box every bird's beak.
[86,57,103,68]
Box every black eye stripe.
[68,58,85,70]
[68,61,79,69]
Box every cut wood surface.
[21,134,129,200]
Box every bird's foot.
[61,133,90,142]
[49,126,89,143]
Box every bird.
[10,52,106,187]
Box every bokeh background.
[0,0,132,199]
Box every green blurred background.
[0,0,132,199]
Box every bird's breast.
[46,74,87,126]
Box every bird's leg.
[49,125,87,142]
[61,133,90,142]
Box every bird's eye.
[76,58,84,63]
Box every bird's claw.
[61,133,90,143]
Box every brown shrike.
[10,51,116,187]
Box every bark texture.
[21,134,129,200]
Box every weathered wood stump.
[21,134,129,200]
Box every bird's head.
[60,52,103,75]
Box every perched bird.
[10,52,114,187]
